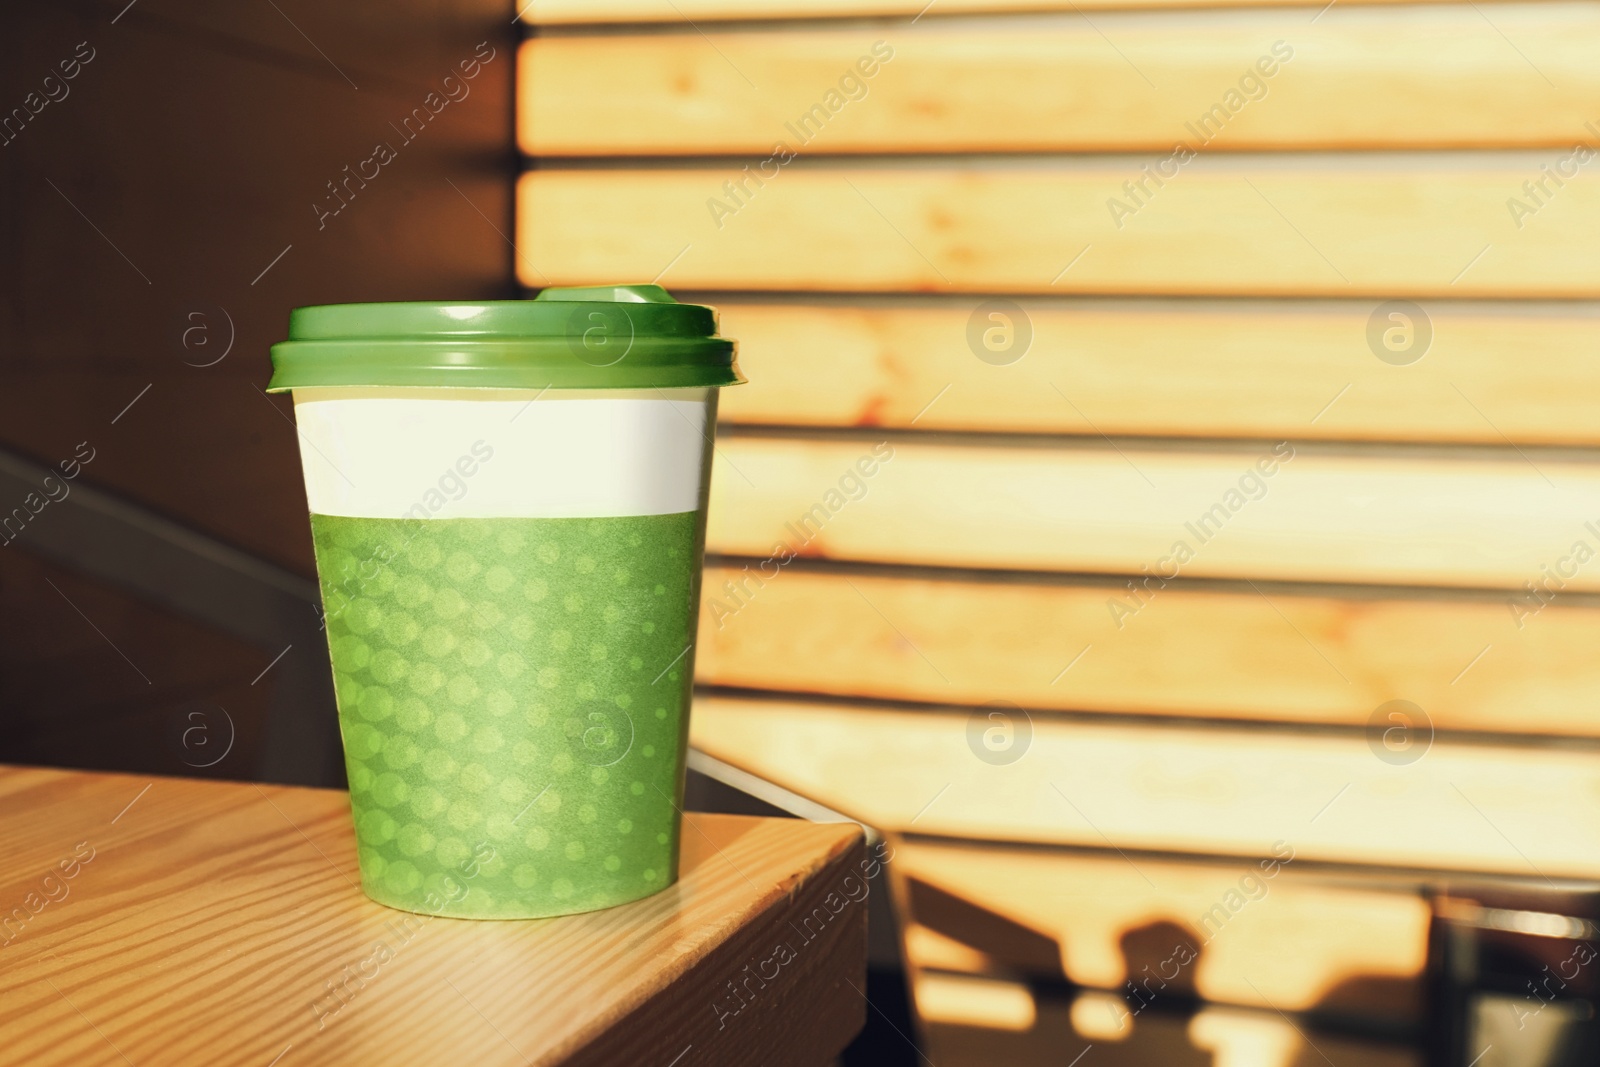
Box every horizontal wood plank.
[522,9,1600,153]
[521,0,1481,22]
[705,438,1600,590]
[696,566,1600,736]
[517,164,1600,296]
[688,694,1600,878]
[892,838,1431,1020]
[713,301,1600,445]
[915,982,1424,1067]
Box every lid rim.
[271,288,741,392]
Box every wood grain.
[0,766,866,1067]
[890,837,1430,1020]
[517,163,1600,296]
[705,437,1600,591]
[713,300,1600,445]
[520,0,1484,22]
[696,566,1600,737]
[521,9,1600,153]
[688,694,1600,878]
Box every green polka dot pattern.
[311,512,701,919]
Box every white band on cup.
[292,387,712,519]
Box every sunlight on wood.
[520,0,1486,22]
[904,923,1005,974]
[1189,1009,1310,1067]
[698,565,1600,737]
[1072,991,1136,1042]
[522,11,1600,154]
[713,301,1600,445]
[522,2,1600,1057]
[518,165,1600,296]
[706,437,1600,591]
[914,991,1424,1066]
[690,695,1600,878]
[915,973,1039,1031]
[0,768,866,1066]
[892,838,1430,1019]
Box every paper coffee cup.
[268,286,742,918]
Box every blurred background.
[5,1,1600,1065]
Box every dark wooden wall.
[0,0,516,783]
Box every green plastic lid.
[267,285,742,392]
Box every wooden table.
[0,766,867,1066]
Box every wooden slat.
[696,566,1600,737]
[913,984,1424,1067]
[891,838,1431,1020]
[517,164,1600,296]
[688,694,1600,878]
[521,9,1600,153]
[705,438,1600,590]
[713,301,1600,446]
[521,0,1478,22]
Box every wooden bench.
[517,3,1600,1063]
[0,766,866,1066]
